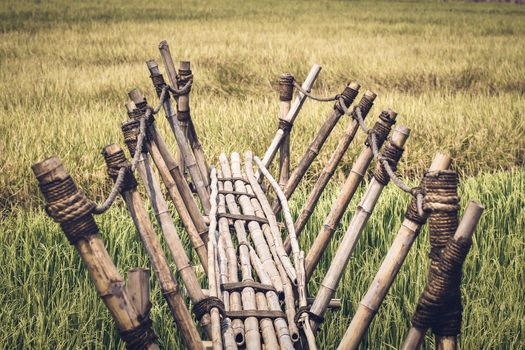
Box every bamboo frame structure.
[102,144,204,350]
[309,125,411,330]
[32,157,160,350]
[271,84,366,214]
[336,152,451,350]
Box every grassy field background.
[1,0,524,349]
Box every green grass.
[1,0,524,349]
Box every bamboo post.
[309,125,411,331]
[127,268,151,317]
[304,109,396,280]
[401,201,484,350]
[218,155,262,350]
[128,88,211,214]
[102,145,204,349]
[256,64,322,180]
[336,153,451,350]
[145,60,209,227]
[272,85,367,214]
[32,157,160,350]
[277,73,294,188]
[293,106,392,244]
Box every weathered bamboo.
[126,268,150,317]
[145,60,208,229]
[32,157,160,350]
[217,235,238,350]
[297,251,318,350]
[121,116,208,272]
[102,144,204,350]
[278,73,294,188]
[272,85,367,214]
[128,88,211,214]
[309,125,411,330]
[293,106,390,245]
[230,153,284,292]
[304,109,396,280]
[257,64,322,180]
[401,201,484,350]
[336,153,451,350]
[218,155,261,350]
[248,246,295,350]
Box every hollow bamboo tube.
[230,153,284,291]
[128,88,210,214]
[293,107,391,244]
[244,183,301,343]
[218,155,261,350]
[278,73,294,188]
[272,85,367,214]
[336,153,451,350]
[145,60,208,230]
[127,268,150,317]
[217,177,245,346]
[257,64,322,180]
[248,246,295,350]
[102,145,203,349]
[304,110,393,280]
[401,201,484,350]
[297,251,318,350]
[121,117,208,273]
[309,125,411,331]
[32,157,160,350]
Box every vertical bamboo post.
[121,117,208,272]
[128,88,210,214]
[127,268,151,317]
[309,125,411,331]
[336,153,451,350]
[257,64,322,180]
[304,109,395,280]
[102,144,204,349]
[32,157,160,350]
[292,106,391,243]
[145,60,209,227]
[272,84,366,214]
[277,73,294,188]
[401,201,484,350]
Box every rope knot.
[192,297,226,321]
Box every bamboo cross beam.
[278,73,294,188]
[309,125,411,331]
[102,145,204,349]
[401,201,484,350]
[32,157,160,350]
[291,107,394,251]
[304,109,397,280]
[256,64,322,180]
[128,88,211,214]
[336,153,451,350]
[121,117,208,272]
[272,85,369,215]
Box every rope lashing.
[373,140,404,185]
[118,303,158,350]
[292,81,340,102]
[192,297,226,321]
[279,73,294,102]
[102,147,138,193]
[294,305,324,325]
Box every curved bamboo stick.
[309,125,411,331]
[336,153,451,350]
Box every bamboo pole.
[309,125,411,331]
[218,155,262,350]
[128,88,210,214]
[277,73,294,188]
[145,60,208,229]
[272,85,367,214]
[293,106,391,244]
[401,201,484,350]
[32,157,160,350]
[256,64,322,180]
[102,145,204,349]
[336,153,451,350]
[304,109,396,280]
[126,268,151,317]
[121,116,208,273]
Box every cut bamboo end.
[128,88,147,105]
[146,59,161,75]
[429,153,452,171]
[348,81,361,91]
[454,201,484,241]
[391,125,411,148]
[32,156,65,181]
[363,90,377,101]
[180,60,191,71]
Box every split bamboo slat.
[271,85,366,215]
[32,157,160,350]
[304,109,398,280]
[309,125,411,331]
[102,144,204,350]
[336,153,451,350]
